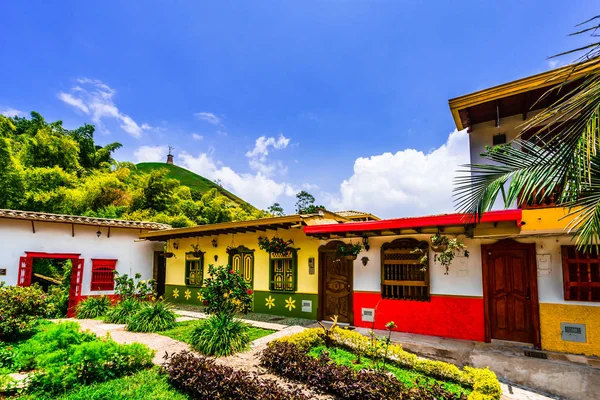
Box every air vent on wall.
[524,350,548,359]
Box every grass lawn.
[16,368,190,400]
[175,304,316,327]
[159,320,275,345]
[308,345,472,398]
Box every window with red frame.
[561,246,600,302]
[91,259,117,291]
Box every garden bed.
[159,320,275,346]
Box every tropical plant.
[429,234,469,275]
[0,283,53,341]
[336,242,363,258]
[104,297,143,324]
[113,272,155,300]
[126,300,177,332]
[189,314,250,356]
[200,264,253,317]
[75,296,112,319]
[257,236,294,254]
[454,17,600,248]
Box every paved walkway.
[175,308,289,331]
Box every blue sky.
[0,1,595,217]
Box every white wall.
[0,219,163,296]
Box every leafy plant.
[337,242,363,258]
[75,296,112,319]
[126,300,177,332]
[200,264,253,317]
[190,244,204,257]
[44,260,73,318]
[430,234,469,275]
[163,350,310,400]
[0,282,54,341]
[113,272,155,300]
[189,314,250,356]
[257,236,294,254]
[104,298,143,324]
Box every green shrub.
[189,314,250,356]
[27,339,154,395]
[113,272,155,300]
[104,298,143,324]
[75,296,112,319]
[0,343,15,370]
[126,300,176,332]
[200,264,253,316]
[0,283,54,341]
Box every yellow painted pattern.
[540,303,600,357]
[164,228,321,294]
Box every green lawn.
[159,320,275,345]
[135,162,250,206]
[17,368,189,400]
[308,345,471,398]
[175,304,316,327]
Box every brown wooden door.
[321,253,353,323]
[485,246,535,344]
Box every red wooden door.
[67,259,85,317]
[17,256,33,286]
[486,248,534,343]
[322,253,353,323]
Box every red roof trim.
[303,209,522,235]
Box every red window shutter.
[90,259,117,291]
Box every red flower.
[203,300,208,306]
[229,269,235,274]
[247,289,253,295]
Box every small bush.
[163,350,309,400]
[189,314,250,356]
[104,298,143,324]
[126,301,176,332]
[200,264,253,316]
[0,283,53,341]
[75,296,112,319]
[113,272,155,300]
[261,341,464,400]
[0,343,15,370]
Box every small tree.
[295,191,324,214]
[200,265,253,317]
[113,272,155,300]
[267,202,285,217]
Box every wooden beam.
[72,223,75,237]
[108,227,111,238]
[495,100,500,127]
[31,221,35,234]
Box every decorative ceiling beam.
[31,221,35,234]
[495,100,501,128]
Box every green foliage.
[200,264,253,316]
[257,236,295,254]
[266,202,285,216]
[189,314,250,356]
[113,271,155,300]
[75,296,112,319]
[0,136,24,209]
[126,301,177,332]
[337,242,363,257]
[0,283,54,341]
[104,298,143,324]
[294,190,324,214]
[159,320,274,347]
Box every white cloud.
[134,145,169,163]
[216,130,228,136]
[179,150,296,208]
[58,78,151,138]
[0,107,25,117]
[326,129,469,218]
[194,112,221,125]
[191,133,204,141]
[245,133,290,175]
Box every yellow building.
[139,211,377,320]
[449,62,600,357]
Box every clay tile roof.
[334,210,380,221]
[0,209,171,230]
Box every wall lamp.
[361,256,369,266]
[172,241,179,250]
[96,228,102,238]
[214,255,219,262]
[362,236,370,251]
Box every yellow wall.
[165,227,322,294]
[521,208,578,232]
[540,303,600,357]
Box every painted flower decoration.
[172,288,180,299]
[285,297,296,312]
[197,291,203,301]
[265,295,275,309]
[184,289,191,300]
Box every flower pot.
[339,255,358,261]
[191,251,203,258]
[431,244,447,252]
[164,252,175,258]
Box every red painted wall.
[353,292,485,342]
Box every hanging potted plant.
[258,236,294,256]
[336,242,363,261]
[430,234,469,275]
[164,242,175,258]
[190,244,204,258]
[226,245,239,255]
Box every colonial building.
[1,209,169,315]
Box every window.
[269,251,297,292]
[90,259,117,291]
[228,246,254,287]
[185,253,204,287]
[381,239,429,301]
[561,246,600,302]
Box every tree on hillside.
[454,16,600,247]
[69,124,122,169]
[295,191,324,214]
[267,202,285,216]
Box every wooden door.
[321,252,353,323]
[229,251,254,288]
[483,241,539,346]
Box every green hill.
[135,162,253,208]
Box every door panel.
[487,248,534,343]
[17,256,33,286]
[322,253,352,323]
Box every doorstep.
[353,327,599,400]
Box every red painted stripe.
[305,209,522,235]
[353,292,485,341]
